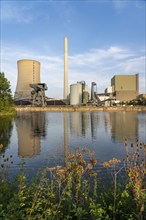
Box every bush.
[0,72,15,115]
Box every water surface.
[0,111,146,178]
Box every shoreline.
[15,105,146,112]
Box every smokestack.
[64,37,68,100]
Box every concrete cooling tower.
[15,59,40,99]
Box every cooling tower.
[64,37,68,100]
[15,59,40,99]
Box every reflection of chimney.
[64,112,68,163]
[64,37,68,100]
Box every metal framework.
[30,83,48,106]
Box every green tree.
[0,72,15,114]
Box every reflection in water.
[1,111,145,178]
[90,112,100,139]
[109,112,138,142]
[69,111,139,143]
[14,111,139,159]
[64,113,68,161]
[70,112,89,137]
[0,116,13,153]
[15,112,46,158]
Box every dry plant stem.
[113,173,116,220]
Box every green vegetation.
[0,142,145,220]
[0,72,16,115]
[0,117,13,153]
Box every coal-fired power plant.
[64,37,68,102]
[13,37,138,107]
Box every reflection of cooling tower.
[18,127,40,157]
[15,59,40,99]
[15,112,46,158]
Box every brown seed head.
[76,153,83,159]
[79,159,86,166]
[90,158,97,166]
[67,153,75,160]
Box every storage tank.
[70,83,82,105]
[15,59,40,99]
[83,91,89,104]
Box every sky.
[0,0,146,99]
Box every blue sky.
[0,0,146,98]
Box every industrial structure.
[111,74,139,101]
[64,37,68,102]
[30,83,48,106]
[14,59,47,106]
[70,81,89,105]
[14,39,142,106]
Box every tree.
[0,72,14,113]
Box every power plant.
[14,37,140,106]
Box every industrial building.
[111,74,139,101]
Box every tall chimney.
[64,37,68,100]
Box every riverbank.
[15,105,146,112]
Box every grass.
[0,142,145,220]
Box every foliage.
[0,116,13,153]
[0,144,145,220]
[0,72,15,115]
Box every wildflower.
[67,153,75,160]
[90,158,97,166]
[87,163,93,170]
[79,159,86,166]
[102,162,110,168]
[76,165,84,175]
[66,162,72,169]
[109,158,121,165]
[76,153,83,159]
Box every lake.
[0,111,146,178]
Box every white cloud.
[1,2,35,23]
[112,0,129,10]
[1,44,145,99]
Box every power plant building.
[111,74,139,101]
[15,59,41,100]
